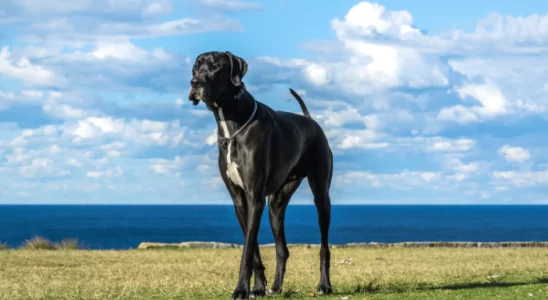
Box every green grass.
[0,246,547,299]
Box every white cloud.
[257,2,449,97]
[150,154,216,179]
[175,97,184,107]
[0,88,44,109]
[331,2,421,40]
[493,170,548,187]
[61,117,186,147]
[429,138,476,152]
[447,158,480,173]
[1,0,242,94]
[48,144,61,154]
[131,18,242,38]
[326,128,387,150]
[206,129,218,146]
[498,145,531,163]
[67,158,83,168]
[9,0,173,20]
[303,63,330,86]
[335,170,464,190]
[257,1,548,132]
[197,0,263,11]
[0,47,66,87]
[2,1,548,204]
[437,105,480,124]
[459,83,507,113]
[142,0,173,17]
[18,158,71,178]
[394,136,476,153]
[452,12,548,46]
[86,166,123,179]
[151,156,183,176]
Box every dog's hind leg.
[307,144,333,295]
[267,177,303,294]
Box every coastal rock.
[137,242,180,249]
[138,241,238,249]
[180,242,238,248]
[137,241,548,249]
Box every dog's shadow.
[312,276,548,298]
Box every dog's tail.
[289,88,311,118]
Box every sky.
[0,0,547,205]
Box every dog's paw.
[317,283,333,295]
[251,275,266,297]
[250,290,265,298]
[251,285,266,297]
[268,286,282,295]
[232,286,250,300]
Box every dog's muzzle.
[188,77,204,106]
[188,88,202,106]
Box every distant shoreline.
[2,204,548,206]
[137,241,548,249]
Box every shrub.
[56,238,81,250]
[22,236,57,250]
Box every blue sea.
[1,205,547,249]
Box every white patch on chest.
[218,108,244,188]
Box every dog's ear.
[225,51,248,86]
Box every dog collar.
[218,98,257,149]
[233,82,246,100]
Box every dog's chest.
[218,109,245,189]
[225,141,244,188]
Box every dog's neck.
[213,83,256,141]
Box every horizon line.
[1,203,547,206]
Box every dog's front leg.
[232,191,265,300]
[233,202,267,297]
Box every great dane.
[188,51,333,299]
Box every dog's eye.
[211,63,222,72]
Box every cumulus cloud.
[498,145,531,163]
[255,1,548,126]
[2,1,548,203]
[0,47,67,87]
[255,2,450,96]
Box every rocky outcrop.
[138,241,240,249]
[137,241,548,249]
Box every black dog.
[188,51,333,299]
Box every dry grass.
[21,236,57,250]
[0,247,547,299]
[20,236,82,250]
[56,238,81,250]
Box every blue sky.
[1,0,547,204]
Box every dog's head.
[188,51,248,110]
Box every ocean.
[1,205,547,249]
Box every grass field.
[1,246,548,299]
